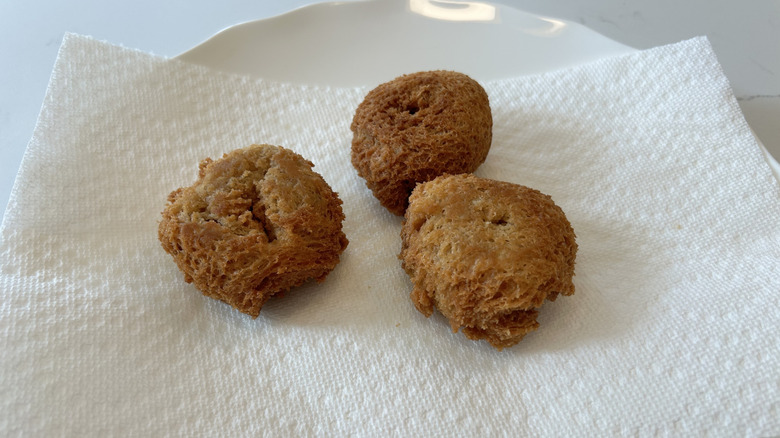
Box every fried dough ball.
[351,70,492,215]
[158,144,348,317]
[400,174,577,349]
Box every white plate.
[177,0,635,85]
[177,0,780,179]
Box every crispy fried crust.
[350,70,492,215]
[158,144,348,317]
[400,174,577,350]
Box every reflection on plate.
[177,0,780,180]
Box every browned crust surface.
[158,144,348,317]
[351,70,492,215]
[400,174,577,349]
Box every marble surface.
[2,0,778,222]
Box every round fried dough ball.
[400,174,577,350]
[351,70,492,216]
[158,144,348,317]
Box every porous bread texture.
[351,70,492,216]
[400,174,577,350]
[158,144,348,317]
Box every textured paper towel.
[1,33,779,436]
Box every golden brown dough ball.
[400,174,577,350]
[351,70,492,215]
[158,144,348,317]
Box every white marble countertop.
[2,0,778,223]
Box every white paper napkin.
[1,33,778,436]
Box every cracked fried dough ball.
[400,174,577,350]
[351,70,492,215]
[158,144,348,317]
